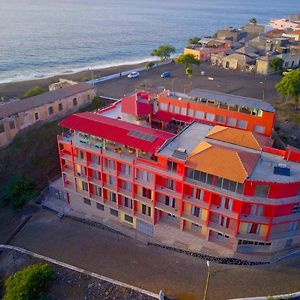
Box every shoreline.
[0,59,156,99]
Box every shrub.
[145,62,155,69]
[3,264,55,300]
[2,175,37,209]
[24,86,45,98]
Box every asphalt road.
[96,63,282,105]
[9,210,300,300]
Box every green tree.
[275,68,300,110]
[270,57,283,72]
[187,36,201,45]
[176,53,200,79]
[249,18,257,24]
[145,61,155,69]
[2,175,37,209]
[24,86,45,98]
[4,264,55,300]
[151,45,176,61]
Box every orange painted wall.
[158,95,275,137]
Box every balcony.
[88,177,102,187]
[90,193,103,203]
[272,213,300,225]
[60,152,72,161]
[237,232,266,242]
[62,167,74,177]
[102,141,137,163]
[185,177,300,206]
[156,185,181,199]
[181,212,206,226]
[103,183,117,192]
[208,222,236,238]
[135,194,153,205]
[119,188,133,198]
[106,200,118,209]
[210,205,239,219]
[183,195,209,209]
[240,214,271,224]
[134,177,154,188]
[155,201,180,217]
[88,161,101,170]
[119,172,133,181]
[135,160,183,181]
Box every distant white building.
[269,18,300,30]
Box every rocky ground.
[0,249,156,300]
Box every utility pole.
[203,260,211,300]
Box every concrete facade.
[0,83,96,148]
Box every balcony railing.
[181,212,206,226]
[156,185,181,199]
[155,201,180,217]
[183,195,209,209]
[135,194,153,205]
[135,212,154,224]
[210,205,239,219]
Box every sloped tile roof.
[206,125,272,150]
[187,141,260,183]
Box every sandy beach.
[0,61,150,99]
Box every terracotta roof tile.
[206,125,271,150]
[187,141,260,183]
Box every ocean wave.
[0,56,156,85]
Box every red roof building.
[57,90,300,258]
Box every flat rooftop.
[158,122,300,183]
[188,89,275,112]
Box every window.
[137,169,153,183]
[289,222,298,232]
[95,186,102,197]
[142,204,151,216]
[219,216,230,228]
[205,113,215,122]
[160,103,168,111]
[82,181,88,191]
[108,175,116,186]
[174,106,180,114]
[167,160,177,172]
[194,188,204,201]
[105,159,116,171]
[255,184,269,197]
[110,192,117,202]
[250,204,264,216]
[34,112,39,120]
[220,197,233,210]
[110,208,118,217]
[216,115,225,124]
[9,120,15,129]
[187,108,194,117]
[142,187,151,199]
[96,203,104,210]
[121,164,132,176]
[166,178,176,190]
[169,104,174,112]
[121,181,132,192]
[292,204,300,214]
[48,106,54,115]
[124,197,133,208]
[254,125,265,134]
[247,223,261,234]
[181,107,187,115]
[58,103,63,111]
[91,154,100,165]
[124,214,133,223]
[79,150,84,160]
[83,197,91,205]
[194,110,205,119]
[92,170,99,180]
[237,120,247,129]
[73,98,78,106]
[191,206,201,217]
[226,117,236,127]
[165,196,175,208]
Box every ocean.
[0,0,298,83]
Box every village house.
[0,82,96,148]
[269,18,300,31]
[184,38,232,62]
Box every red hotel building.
[57,90,300,255]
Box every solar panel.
[127,130,156,142]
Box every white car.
[127,71,140,78]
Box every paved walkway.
[7,209,300,300]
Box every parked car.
[161,71,171,78]
[127,71,140,78]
